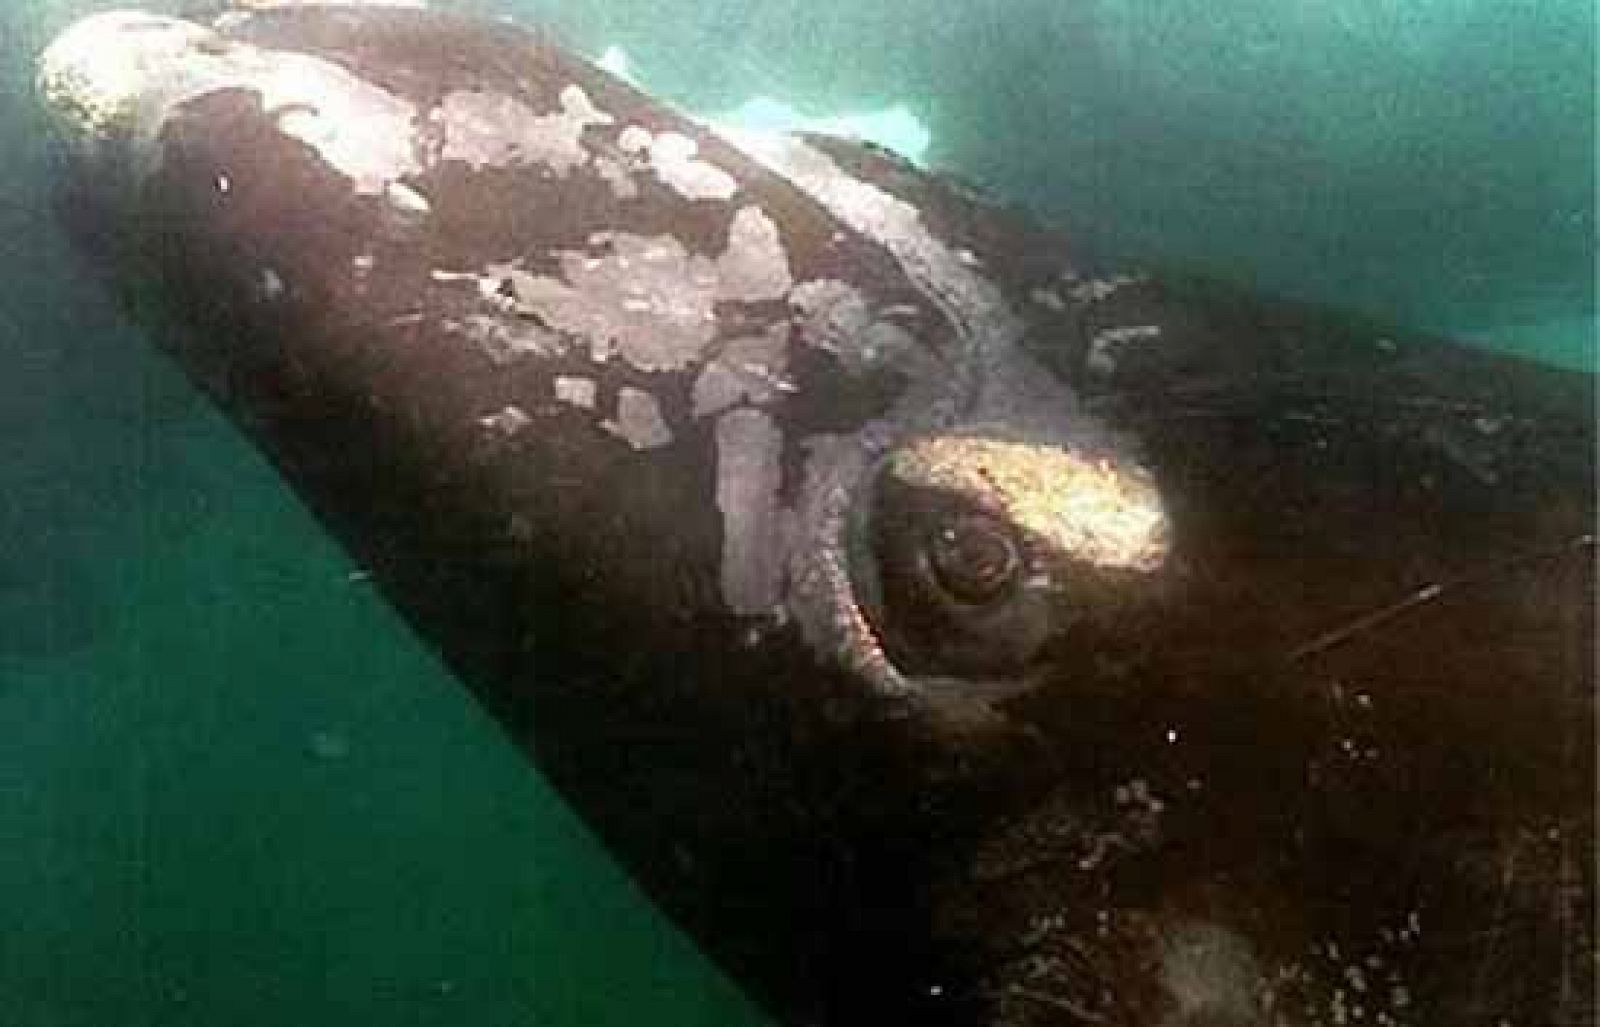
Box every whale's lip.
[36,11,214,151]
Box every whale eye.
[925,514,1019,606]
[858,477,1053,678]
[844,435,1170,685]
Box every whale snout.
[37,11,213,154]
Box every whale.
[36,7,1594,1025]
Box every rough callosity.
[617,124,741,201]
[486,239,720,373]
[715,206,794,302]
[887,436,1170,573]
[461,204,791,377]
[436,86,613,175]
[713,408,786,615]
[691,326,794,420]
[607,387,674,450]
[39,12,424,197]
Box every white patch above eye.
[889,436,1170,573]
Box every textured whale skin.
[38,7,1594,1025]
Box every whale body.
[37,8,1594,1025]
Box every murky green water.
[1,1,1592,1025]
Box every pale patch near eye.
[889,436,1170,572]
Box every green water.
[516,0,1595,369]
[1,1,1592,1025]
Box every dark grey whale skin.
[44,8,1593,1026]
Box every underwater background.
[0,1,1592,1024]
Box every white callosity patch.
[475,204,789,376]
[262,72,420,196]
[486,233,718,373]
[553,375,597,410]
[691,324,793,420]
[617,124,739,201]
[593,155,640,200]
[436,85,613,176]
[38,11,423,199]
[38,12,210,148]
[721,129,1012,394]
[723,132,1122,444]
[781,425,909,697]
[700,133,1026,691]
[604,387,673,450]
[714,206,792,302]
[713,408,785,616]
[890,436,1169,573]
